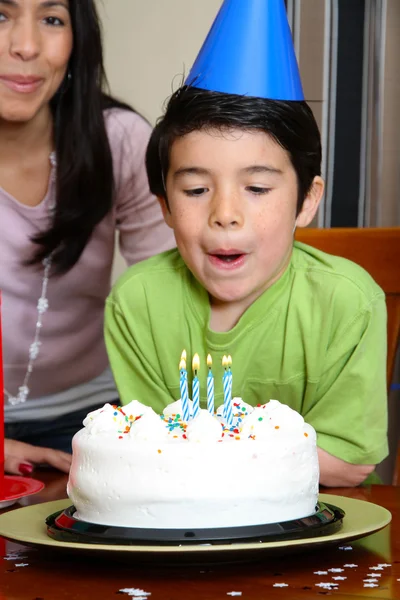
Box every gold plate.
[0,494,391,561]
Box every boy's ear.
[296,176,325,228]
[157,196,173,228]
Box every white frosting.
[67,399,319,529]
[216,398,253,418]
[162,398,194,419]
[128,410,169,442]
[186,409,223,443]
[123,400,154,418]
[82,404,123,434]
[239,401,310,441]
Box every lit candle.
[192,353,200,418]
[0,295,4,495]
[227,354,233,399]
[222,355,233,425]
[179,350,190,421]
[206,354,214,415]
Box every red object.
[18,463,33,475]
[0,294,44,504]
[0,476,44,505]
[0,293,4,494]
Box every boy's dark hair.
[146,86,322,213]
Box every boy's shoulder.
[292,241,384,305]
[110,249,187,303]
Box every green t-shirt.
[105,243,388,466]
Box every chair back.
[295,227,400,483]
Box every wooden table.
[0,472,399,599]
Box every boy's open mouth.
[208,250,247,268]
[213,253,242,262]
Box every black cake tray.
[46,501,345,546]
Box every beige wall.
[96,0,222,280]
[97,0,222,124]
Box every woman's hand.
[5,439,72,475]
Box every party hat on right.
[185,0,304,101]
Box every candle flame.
[207,354,212,368]
[180,349,187,361]
[222,355,228,368]
[192,353,200,372]
[179,359,186,370]
[227,355,232,368]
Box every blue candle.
[227,355,233,419]
[192,353,200,418]
[222,355,233,425]
[179,351,190,421]
[206,354,214,415]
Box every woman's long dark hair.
[31,0,135,274]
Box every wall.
[97,0,222,124]
[96,0,222,280]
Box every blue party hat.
[185,0,304,101]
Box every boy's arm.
[104,291,174,412]
[317,447,375,487]
[304,293,388,486]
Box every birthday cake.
[67,398,319,529]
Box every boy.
[105,0,388,486]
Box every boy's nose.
[209,193,244,229]
[10,20,41,61]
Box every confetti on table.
[273,583,289,587]
[119,590,151,598]
[332,576,347,581]
[328,568,344,572]
[227,593,242,597]
[377,563,391,568]
[314,571,328,575]
[369,566,384,571]
[315,583,339,589]
[4,555,28,561]
[343,564,358,568]
[338,546,353,550]
[364,583,379,588]
[364,578,378,583]
[14,563,29,567]
[367,573,381,577]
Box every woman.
[0,0,174,474]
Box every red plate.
[0,475,44,507]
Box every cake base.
[46,502,344,546]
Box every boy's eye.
[0,12,7,22]
[246,186,271,195]
[184,187,208,197]
[43,16,65,26]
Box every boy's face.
[160,128,323,320]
